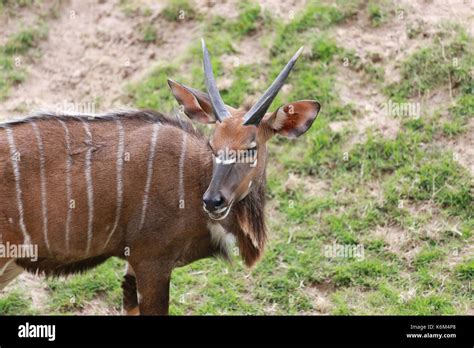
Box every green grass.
[1,0,472,316]
[128,0,274,110]
[342,48,385,84]
[141,24,157,43]
[200,1,268,41]
[270,2,348,59]
[399,295,457,315]
[384,152,472,219]
[0,290,33,315]
[0,25,47,100]
[119,0,152,17]
[220,64,260,106]
[386,25,473,101]
[455,259,474,281]
[127,64,177,110]
[128,2,474,315]
[449,93,474,122]
[227,1,270,38]
[0,0,33,14]
[332,259,396,287]
[162,0,197,22]
[3,27,46,55]
[368,3,383,27]
[46,259,124,313]
[413,247,445,269]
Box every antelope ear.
[263,100,320,138]
[168,79,216,124]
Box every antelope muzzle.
[202,160,234,220]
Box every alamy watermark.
[215,147,258,167]
[0,242,38,261]
[324,242,365,260]
[49,100,96,114]
[382,99,420,118]
[26,100,97,115]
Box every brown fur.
[0,110,271,314]
[231,175,267,267]
[0,88,319,314]
[15,254,112,276]
[122,273,138,312]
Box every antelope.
[0,39,320,315]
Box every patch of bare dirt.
[5,272,119,315]
[223,32,268,68]
[0,0,471,316]
[407,202,465,239]
[303,281,334,314]
[217,0,309,102]
[373,200,466,260]
[447,243,474,268]
[334,4,409,85]
[283,172,329,197]
[218,31,269,94]
[258,0,308,22]
[374,224,411,255]
[0,0,307,119]
[0,0,203,314]
[201,0,308,22]
[333,67,401,146]
[6,272,49,312]
[197,0,239,20]
[332,5,407,148]
[332,0,473,176]
[401,0,474,27]
[335,0,473,85]
[80,295,121,315]
[442,119,474,175]
[0,1,60,46]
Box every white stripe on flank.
[178,132,188,208]
[82,121,94,255]
[139,123,160,231]
[5,127,31,245]
[103,120,125,250]
[31,122,51,254]
[58,120,73,253]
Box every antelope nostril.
[214,196,224,208]
[203,195,225,211]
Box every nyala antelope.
[0,39,320,315]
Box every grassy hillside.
[0,0,472,315]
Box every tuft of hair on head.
[242,96,258,112]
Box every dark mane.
[16,254,113,277]
[0,109,204,139]
[231,174,267,267]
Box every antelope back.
[0,111,213,271]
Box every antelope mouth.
[204,201,234,221]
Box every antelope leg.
[132,260,172,315]
[0,259,24,291]
[122,262,139,315]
